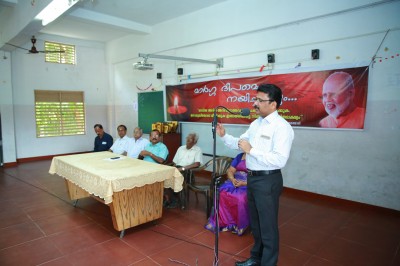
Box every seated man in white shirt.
[173,133,203,172]
[109,125,130,155]
[126,127,150,159]
[166,132,203,208]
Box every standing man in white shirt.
[126,127,150,159]
[217,84,294,266]
[109,125,130,155]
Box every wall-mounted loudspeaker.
[267,53,275,63]
[177,68,183,75]
[311,49,320,60]
[157,73,162,79]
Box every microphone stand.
[211,107,219,265]
[211,106,247,265]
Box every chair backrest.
[189,156,232,182]
[185,156,233,216]
[213,156,233,176]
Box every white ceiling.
[1,0,229,44]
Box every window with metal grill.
[44,41,75,64]
[35,90,85,137]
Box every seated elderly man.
[139,129,169,164]
[165,132,203,208]
[126,127,149,159]
[173,132,203,171]
[109,125,130,154]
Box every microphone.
[240,108,250,116]
[212,106,250,133]
[214,106,250,116]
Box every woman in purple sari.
[205,153,249,236]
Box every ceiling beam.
[69,8,151,34]
[0,0,17,7]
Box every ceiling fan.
[6,36,65,54]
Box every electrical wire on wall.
[370,29,391,68]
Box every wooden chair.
[185,156,232,216]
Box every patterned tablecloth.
[49,151,183,204]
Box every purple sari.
[205,153,249,236]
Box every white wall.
[0,51,17,164]
[9,35,110,159]
[107,0,400,210]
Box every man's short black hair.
[94,124,103,129]
[257,84,282,108]
[117,124,127,131]
[151,129,161,135]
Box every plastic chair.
[185,156,232,216]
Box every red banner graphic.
[166,66,368,129]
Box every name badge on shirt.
[261,134,270,140]
[102,141,107,144]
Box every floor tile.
[193,229,254,256]
[278,203,304,226]
[39,257,73,266]
[23,201,76,221]
[349,207,400,234]
[317,236,393,266]
[0,205,31,228]
[47,223,114,255]
[35,210,95,236]
[64,238,146,266]
[289,205,353,234]
[391,250,400,266]
[278,244,312,266]
[149,240,228,266]
[122,225,184,256]
[305,256,342,266]
[0,237,63,266]
[11,189,62,209]
[159,214,208,238]
[149,223,193,243]
[0,221,44,249]
[1,160,400,265]
[131,258,161,265]
[280,223,332,254]
[336,222,400,254]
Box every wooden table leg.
[64,179,164,237]
[109,181,164,233]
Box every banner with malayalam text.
[166,66,368,129]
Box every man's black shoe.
[235,258,260,266]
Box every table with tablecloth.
[49,151,183,236]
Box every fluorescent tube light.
[36,0,79,26]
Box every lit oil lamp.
[167,95,189,121]
[168,96,187,115]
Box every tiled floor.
[1,160,399,266]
